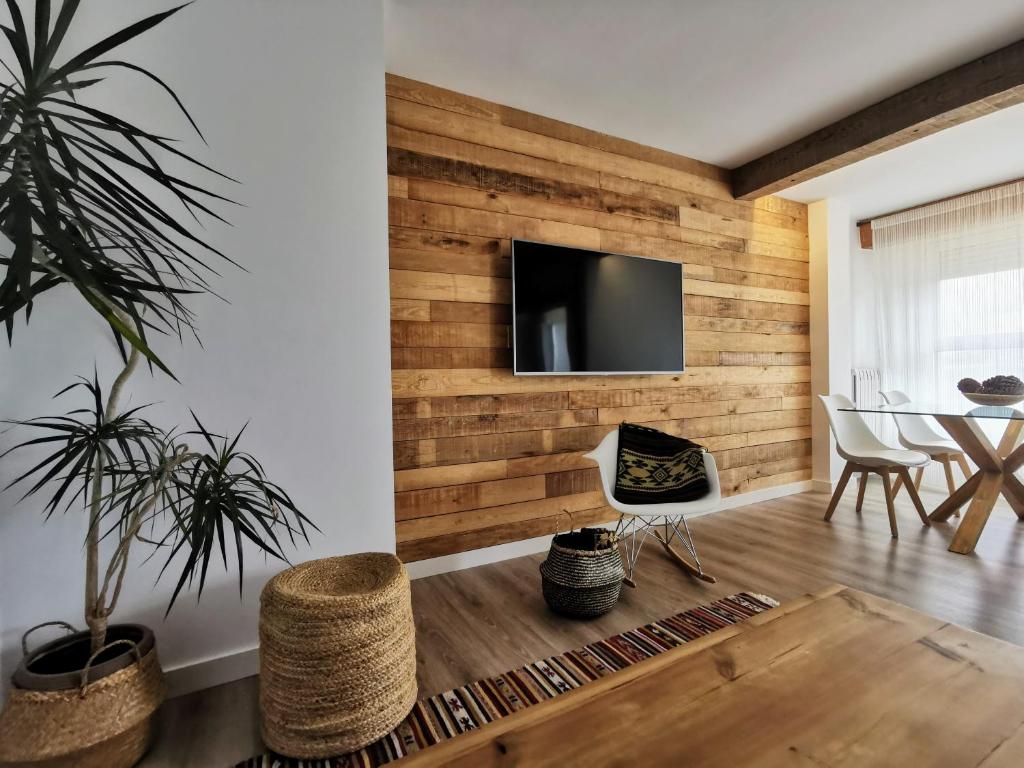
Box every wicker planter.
[259,553,417,758]
[540,528,624,619]
[0,623,166,768]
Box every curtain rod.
[855,174,1024,228]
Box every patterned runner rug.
[235,592,778,768]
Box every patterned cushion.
[613,422,710,504]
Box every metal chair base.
[614,513,717,585]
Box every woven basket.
[259,553,417,758]
[540,528,624,618]
[0,641,166,768]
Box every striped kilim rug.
[235,592,778,768]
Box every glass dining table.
[838,402,1024,555]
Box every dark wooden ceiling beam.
[731,39,1024,201]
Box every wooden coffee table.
[399,585,1024,767]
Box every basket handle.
[21,620,78,656]
[80,639,142,697]
[551,508,574,536]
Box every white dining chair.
[819,394,930,538]
[585,429,720,586]
[880,390,971,508]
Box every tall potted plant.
[0,2,313,765]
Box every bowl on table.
[957,376,1024,407]
[961,392,1024,407]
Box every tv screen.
[512,240,684,375]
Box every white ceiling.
[384,0,1024,169]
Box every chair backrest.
[880,390,910,406]
[880,390,944,446]
[818,394,889,454]
[583,428,721,512]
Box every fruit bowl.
[958,376,1024,407]
[961,392,1024,407]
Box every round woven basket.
[259,553,417,758]
[0,642,166,768]
[540,529,624,619]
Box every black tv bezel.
[510,239,686,376]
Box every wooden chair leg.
[880,470,899,539]
[855,472,868,512]
[941,456,956,495]
[891,472,904,498]
[914,466,925,490]
[824,462,856,522]
[897,466,930,526]
[955,453,971,480]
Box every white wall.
[808,199,853,487]
[0,0,393,697]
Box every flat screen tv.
[512,240,684,375]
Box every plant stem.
[85,329,141,654]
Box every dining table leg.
[930,416,1024,555]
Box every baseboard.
[164,644,259,699]
[165,478,814,698]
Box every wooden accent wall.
[386,75,812,562]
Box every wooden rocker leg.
[652,527,716,584]
[880,470,899,539]
[824,462,856,521]
[855,472,868,512]
[897,466,930,526]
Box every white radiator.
[851,368,882,408]
[851,368,888,438]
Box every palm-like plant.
[1,0,313,655]
[0,0,233,376]
[3,357,315,651]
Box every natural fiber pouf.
[259,553,417,758]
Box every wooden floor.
[141,485,1024,767]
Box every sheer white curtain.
[871,181,1024,423]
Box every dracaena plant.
[0,0,315,654]
[0,0,233,376]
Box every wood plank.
[599,172,806,232]
[396,475,547,520]
[389,197,602,251]
[396,505,615,561]
[544,468,601,498]
[391,320,509,348]
[393,409,598,441]
[684,294,809,322]
[391,298,431,321]
[390,268,511,304]
[394,460,508,492]
[390,225,508,257]
[393,366,812,398]
[392,347,511,370]
[685,277,809,307]
[396,492,608,541]
[389,123,602,188]
[569,382,810,409]
[428,301,511,324]
[390,147,679,224]
[733,38,1024,198]
[390,247,510,277]
[599,230,809,279]
[685,330,809,353]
